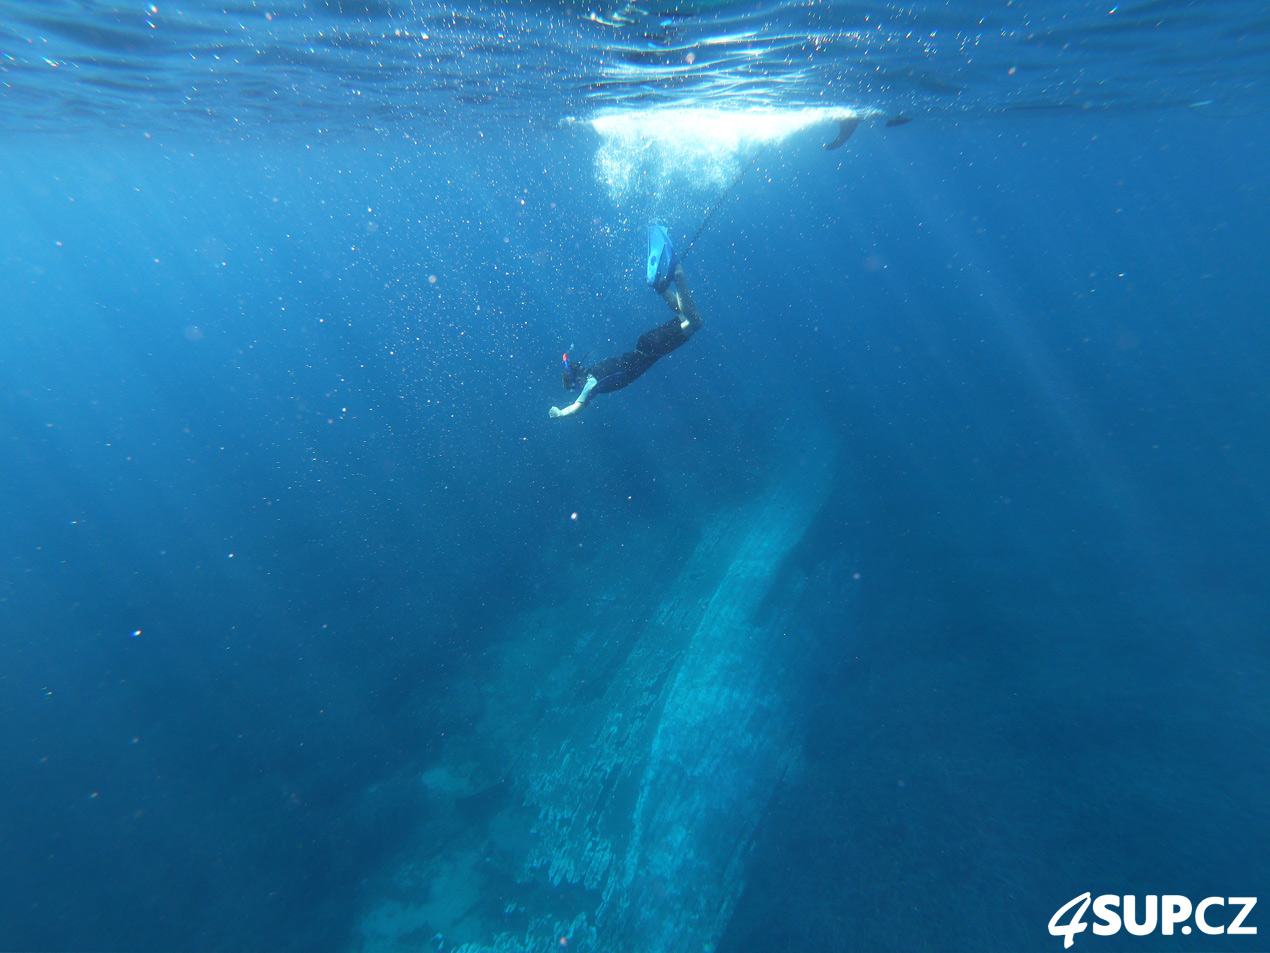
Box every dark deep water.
[2,105,1268,951]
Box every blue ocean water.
[2,3,1268,951]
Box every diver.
[550,226,703,419]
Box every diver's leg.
[658,264,702,337]
[658,280,680,313]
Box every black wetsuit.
[587,317,690,395]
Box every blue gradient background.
[1,109,1267,950]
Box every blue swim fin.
[646,225,677,293]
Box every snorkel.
[562,352,586,391]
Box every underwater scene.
[1,2,1268,951]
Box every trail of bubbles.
[589,106,859,217]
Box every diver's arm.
[549,375,597,419]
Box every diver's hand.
[549,406,563,418]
